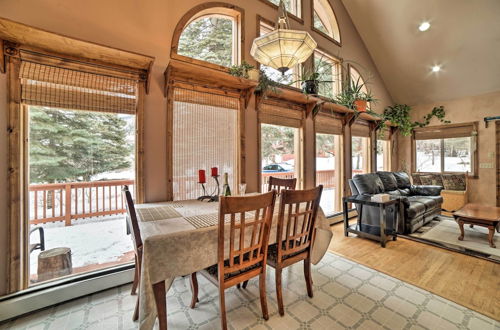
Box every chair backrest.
[267,176,297,192]
[123,185,143,252]
[218,191,277,280]
[276,185,323,261]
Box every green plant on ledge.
[254,70,281,98]
[376,104,451,136]
[335,77,377,113]
[228,61,255,79]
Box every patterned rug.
[408,216,500,263]
[0,252,497,329]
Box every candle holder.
[197,175,220,202]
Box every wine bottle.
[222,172,231,196]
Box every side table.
[343,195,403,248]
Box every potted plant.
[288,58,336,95]
[254,70,281,98]
[375,104,451,136]
[335,77,377,112]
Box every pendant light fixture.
[250,0,317,74]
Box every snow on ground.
[30,216,133,276]
[320,188,336,216]
[416,152,471,172]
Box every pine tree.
[29,106,133,184]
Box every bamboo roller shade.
[19,60,139,114]
[173,87,240,110]
[414,122,477,140]
[315,110,343,135]
[259,97,305,128]
[351,119,370,137]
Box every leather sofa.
[348,171,443,234]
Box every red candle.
[198,169,206,184]
[211,167,218,177]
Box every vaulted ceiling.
[342,0,500,105]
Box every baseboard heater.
[0,266,134,322]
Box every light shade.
[250,29,317,74]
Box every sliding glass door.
[28,106,136,285]
[352,136,370,177]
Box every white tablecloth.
[136,198,333,330]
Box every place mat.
[185,212,257,229]
[137,206,182,222]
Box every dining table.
[134,195,334,330]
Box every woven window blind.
[377,127,391,141]
[414,122,477,140]
[172,87,239,201]
[351,120,370,137]
[19,60,139,114]
[259,98,305,128]
[315,110,343,135]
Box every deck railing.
[29,180,134,226]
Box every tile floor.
[1,252,498,330]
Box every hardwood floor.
[327,220,500,321]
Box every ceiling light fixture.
[419,22,431,32]
[250,0,317,74]
[431,65,441,72]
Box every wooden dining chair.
[190,191,277,330]
[122,185,143,321]
[268,185,323,316]
[267,176,297,193]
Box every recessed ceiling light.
[431,65,441,72]
[419,22,431,31]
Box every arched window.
[349,65,368,94]
[172,5,243,68]
[312,0,341,45]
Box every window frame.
[258,0,304,24]
[411,122,479,177]
[171,3,245,72]
[311,0,342,46]
[313,48,342,99]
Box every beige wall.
[0,0,392,295]
[397,90,500,206]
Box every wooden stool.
[37,247,72,282]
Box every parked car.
[262,163,294,173]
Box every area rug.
[1,252,497,329]
[409,216,500,262]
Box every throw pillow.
[419,175,434,185]
[442,174,467,191]
[411,174,422,185]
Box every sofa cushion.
[419,175,434,185]
[398,188,411,196]
[376,172,398,191]
[411,197,439,210]
[393,172,412,189]
[430,174,444,187]
[411,174,422,185]
[441,174,466,191]
[405,198,426,218]
[352,173,384,195]
[410,185,443,196]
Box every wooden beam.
[0,17,154,71]
[369,122,377,173]
[305,101,318,118]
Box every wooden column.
[7,54,26,292]
[369,122,377,173]
[135,81,145,203]
[342,114,354,199]
[390,127,399,171]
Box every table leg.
[458,219,465,241]
[358,204,363,227]
[343,200,349,237]
[153,281,167,330]
[380,205,386,248]
[488,226,496,248]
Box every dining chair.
[267,176,297,193]
[122,185,143,321]
[268,185,323,316]
[190,191,277,330]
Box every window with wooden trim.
[258,19,299,86]
[315,109,342,215]
[377,140,391,171]
[9,49,145,288]
[352,120,371,176]
[172,88,240,200]
[267,0,302,18]
[314,50,341,99]
[413,123,478,175]
[259,98,304,191]
[177,10,240,67]
[312,0,341,44]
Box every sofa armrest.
[410,185,443,196]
